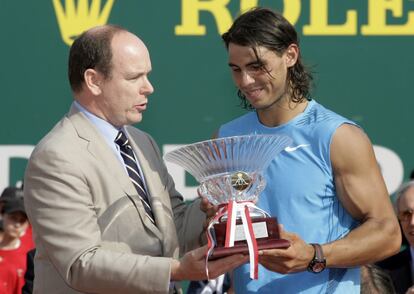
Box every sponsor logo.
[285,144,310,152]
[53,0,115,46]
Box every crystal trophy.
[164,134,292,277]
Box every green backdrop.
[1,0,413,200]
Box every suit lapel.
[125,129,174,249]
[67,105,162,239]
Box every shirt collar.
[73,101,122,145]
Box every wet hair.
[68,24,127,93]
[222,7,313,109]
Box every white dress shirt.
[73,101,149,191]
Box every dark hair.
[1,197,26,215]
[68,24,127,93]
[361,264,396,294]
[222,7,312,109]
[0,187,24,202]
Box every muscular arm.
[259,124,401,273]
[322,124,401,267]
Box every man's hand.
[258,225,315,274]
[406,286,414,294]
[170,245,248,281]
[199,197,218,218]
[199,196,219,231]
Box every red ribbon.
[205,200,259,280]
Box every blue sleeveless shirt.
[218,100,360,294]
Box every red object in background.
[0,225,35,294]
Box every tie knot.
[115,131,129,148]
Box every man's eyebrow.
[125,72,142,79]
[125,69,151,78]
[228,61,263,67]
[247,60,264,66]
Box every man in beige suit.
[23,25,247,294]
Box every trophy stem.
[205,201,256,278]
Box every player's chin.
[249,101,268,110]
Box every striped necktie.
[115,130,155,225]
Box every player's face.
[227,43,297,110]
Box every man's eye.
[399,210,414,221]
[249,64,263,72]
[231,67,241,73]
[127,73,144,80]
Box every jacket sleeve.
[24,147,172,294]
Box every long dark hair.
[222,7,313,109]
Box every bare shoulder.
[332,123,371,150]
[330,123,388,219]
[330,123,375,171]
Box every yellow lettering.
[240,0,301,25]
[240,0,258,13]
[283,0,301,25]
[175,0,232,35]
[303,0,357,35]
[362,0,414,35]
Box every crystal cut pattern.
[164,135,292,205]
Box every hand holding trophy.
[164,134,292,279]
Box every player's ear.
[285,44,299,68]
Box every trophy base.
[208,217,290,260]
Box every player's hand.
[258,224,315,274]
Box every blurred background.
[1,0,413,200]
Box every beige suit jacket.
[24,105,205,294]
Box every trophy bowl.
[164,134,292,261]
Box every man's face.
[398,186,414,246]
[227,43,293,110]
[2,211,28,238]
[95,32,154,127]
